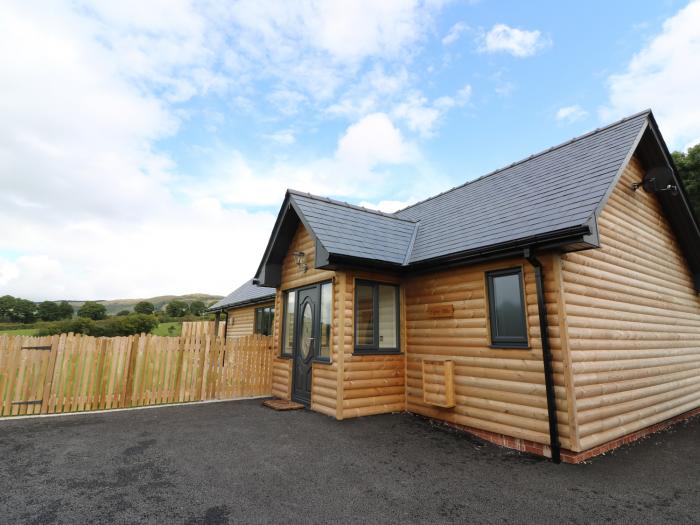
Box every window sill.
[352,350,403,356]
[277,354,293,360]
[489,343,530,350]
[312,358,332,365]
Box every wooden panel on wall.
[404,256,574,450]
[562,155,700,451]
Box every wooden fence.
[0,333,273,417]
[181,320,226,339]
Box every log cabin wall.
[561,155,700,451]
[225,302,275,340]
[339,271,406,419]
[403,255,576,451]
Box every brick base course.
[427,406,700,464]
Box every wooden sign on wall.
[427,304,454,318]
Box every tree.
[165,300,189,317]
[134,301,155,315]
[188,300,206,316]
[10,299,37,323]
[672,143,700,217]
[0,295,15,322]
[78,301,107,320]
[37,301,61,321]
[116,310,130,316]
[57,301,74,320]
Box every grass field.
[0,328,39,336]
[151,322,182,337]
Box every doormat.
[263,399,305,411]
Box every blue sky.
[1,0,699,300]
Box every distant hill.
[67,293,223,316]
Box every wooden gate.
[0,336,56,416]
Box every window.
[354,280,400,353]
[319,282,332,360]
[281,291,296,356]
[254,306,274,336]
[486,268,528,348]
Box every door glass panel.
[283,291,295,354]
[300,302,313,359]
[320,283,332,359]
[356,284,374,346]
[378,285,397,348]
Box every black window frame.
[316,281,333,363]
[254,305,275,336]
[353,280,401,355]
[486,267,529,349]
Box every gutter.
[524,248,561,464]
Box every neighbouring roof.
[255,109,700,289]
[208,279,275,312]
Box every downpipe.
[524,248,561,464]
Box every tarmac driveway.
[0,399,698,524]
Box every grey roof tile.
[209,279,275,311]
[281,111,650,267]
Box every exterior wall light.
[292,251,308,273]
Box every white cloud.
[600,0,700,149]
[0,1,453,300]
[556,105,588,123]
[191,113,419,208]
[358,199,416,213]
[392,84,472,136]
[264,129,296,145]
[442,21,468,45]
[480,24,551,57]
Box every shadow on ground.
[1,399,698,524]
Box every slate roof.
[284,110,650,266]
[394,110,649,263]
[209,279,275,311]
[290,191,418,265]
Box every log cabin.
[208,279,275,340]
[254,109,700,463]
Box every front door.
[292,285,319,405]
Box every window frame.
[254,305,274,336]
[316,281,333,363]
[353,279,401,355]
[486,267,529,349]
[280,290,296,358]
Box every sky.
[1,0,700,301]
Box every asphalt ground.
[1,399,698,524]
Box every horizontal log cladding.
[225,302,275,340]
[403,255,574,449]
[561,156,700,451]
[339,270,406,418]
[271,358,292,400]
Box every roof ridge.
[287,189,417,223]
[394,109,652,214]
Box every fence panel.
[181,321,226,339]
[0,332,273,417]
